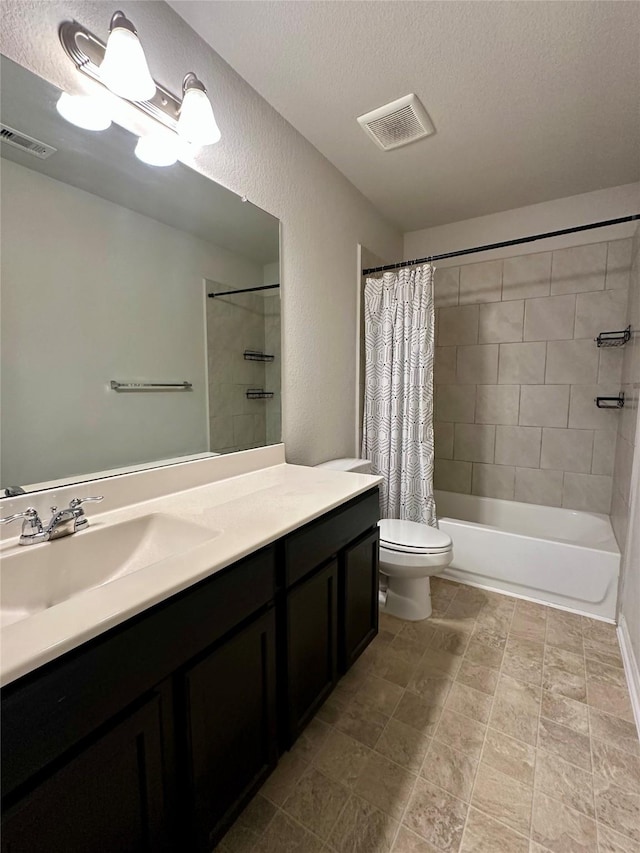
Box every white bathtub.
[435,490,620,621]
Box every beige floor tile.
[216,821,259,852]
[455,659,499,695]
[392,691,444,735]
[429,625,472,656]
[591,738,640,794]
[235,794,277,834]
[587,680,635,723]
[444,682,493,724]
[434,710,487,760]
[334,699,389,748]
[531,791,597,853]
[503,650,544,686]
[460,806,529,853]
[407,671,454,707]
[471,625,508,652]
[540,690,590,735]
[581,619,618,648]
[490,695,539,745]
[542,663,587,702]
[403,777,468,852]
[375,718,432,773]
[514,600,549,622]
[283,767,349,840]
[544,645,585,675]
[510,612,547,643]
[495,674,542,715]
[291,718,332,763]
[375,649,422,689]
[583,638,623,669]
[597,823,639,853]
[421,740,478,801]
[475,611,512,639]
[588,708,640,756]
[471,763,533,836]
[253,811,324,853]
[391,826,441,853]
[313,730,371,788]
[585,659,628,689]
[414,647,463,678]
[379,613,407,636]
[463,637,504,669]
[537,718,592,771]
[328,794,398,853]
[481,727,536,786]
[593,777,640,843]
[354,675,405,717]
[545,623,584,655]
[534,749,595,817]
[260,751,309,805]
[354,752,416,821]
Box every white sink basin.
[1,513,220,628]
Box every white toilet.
[316,458,453,621]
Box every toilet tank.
[315,458,372,474]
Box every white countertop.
[1,462,381,686]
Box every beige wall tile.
[524,294,576,341]
[436,385,476,423]
[434,422,454,460]
[592,428,617,475]
[499,342,546,384]
[514,468,563,506]
[472,463,515,499]
[568,385,621,429]
[551,243,607,294]
[434,266,460,307]
[598,347,624,385]
[606,238,633,289]
[454,423,495,463]
[502,252,552,301]
[457,345,499,384]
[435,347,457,384]
[478,300,524,344]
[545,340,598,384]
[574,289,629,340]
[438,304,479,345]
[495,425,542,468]
[540,427,593,473]
[563,472,613,513]
[459,259,503,304]
[475,385,520,425]
[519,385,569,428]
[435,459,472,493]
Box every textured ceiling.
[169,0,640,231]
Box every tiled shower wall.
[433,239,633,513]
[611,228,640,548]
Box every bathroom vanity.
[0,461,380,852]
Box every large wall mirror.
[0,56,281,495]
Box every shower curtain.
[362,264,436,525]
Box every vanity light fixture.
[98,11,156,102]
[55,92,112,131]
[58,14,221,165]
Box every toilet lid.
[379,519,452,554]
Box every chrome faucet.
[0,496,104,545]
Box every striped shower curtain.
[361,264,436,525]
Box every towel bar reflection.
[110,381,193,392]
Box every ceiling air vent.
[357,94,435,151]
[0,124,57,159]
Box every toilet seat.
[379,519,452,555]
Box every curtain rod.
[362,214,640,275]
[208,283,280,298]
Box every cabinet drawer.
[2,546,276,799]
[284,489,379,587]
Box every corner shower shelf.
[595,326,631,347]
[110,380,192,392]
[246,389,274,400]
[595,393,625,409]
[244,350,275,362]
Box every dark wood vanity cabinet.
[1,487,379,852]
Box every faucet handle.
[69,496,104,509]
[0,507,42,530]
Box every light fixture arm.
[109,10,136,35]
[182,72,207,95]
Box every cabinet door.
[286,559,338,743]
[340,528,379,672]
[181,607,277,852]
[1,693,168,853]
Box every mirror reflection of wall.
[0,55,280,494]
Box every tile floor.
[214,578,640,853]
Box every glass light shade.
[177,86,221,146]
[56,92,112,131]
[134,133,179,167]
[99,26,156,101]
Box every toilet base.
[380,574,432,621]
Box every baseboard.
[617,614,640,740]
